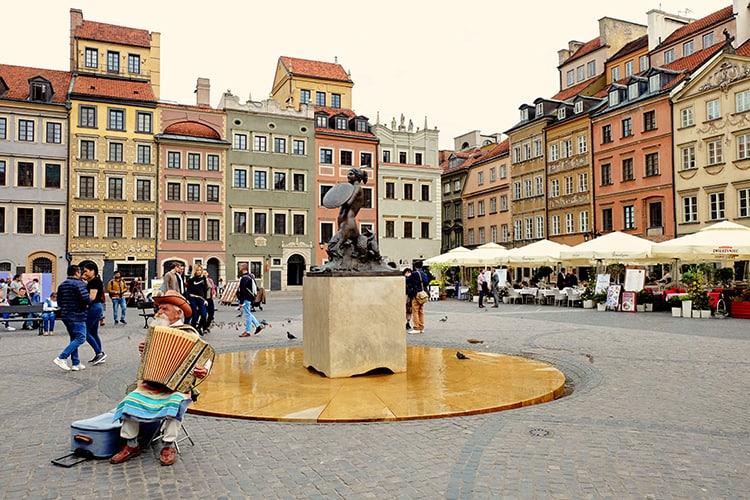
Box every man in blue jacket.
[53,265,92,371]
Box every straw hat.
[152,290,192,319]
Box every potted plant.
[730,288,750,318]
[580,283,595,309]
[591,292,608,311]
[637,288,654,312]
[667,295,683,317]
[713,267,734,288]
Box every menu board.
[623,268,646,292]
[621,291,636,312]
[594,274,610,293]
[606,285,621,309]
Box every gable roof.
[609,34,649,61]
[662,43,724,73]
[0,64,72,104]
[279,56,351,82]
[74,19,151,47]
[552,75,600,101]
[560,37,603,67]
[658,6,734,48]
[163,121,220,140]
[71,75,155,102]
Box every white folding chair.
[506,288,523,304]
[554,289,568,307]
[566,288,582,307]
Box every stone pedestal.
[303,274,406,378]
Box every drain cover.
[529,428,551,437]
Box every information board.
[621,291,636,312]
[623,268,646,292]
[594,274,611,293]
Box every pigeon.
[260,320,270,327]
[439,316,448,322]
[287,331,297,340]
[467,339,484,344]
[456,351,469,360]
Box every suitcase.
[69,411,123,459]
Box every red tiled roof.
[163,121,220,139]
[552,76,599,101]
[561,37,603,66]
[737,39,750,56]
[72,75,155,101]
[663,43,723,72]
[659,6,734,47]
[279,56,351,82]
[0,64,72,104]
[75,20,151,47]
[609,34,649,61]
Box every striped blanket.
[113,383,191,423]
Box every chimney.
[70,8,84,72]
[646,9,693,51]
[196,77,210,107]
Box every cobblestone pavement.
[1,295,748,499]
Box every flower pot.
[596,303,606,312]
[502,297,510,304]
[644,303,653,312]
[636,304,645,312]
[730,301,750,318]
[700,309,711,319]
[681,300,692,317]
[692,310,701,319]
[671,307,682,317]
[583,300,594,309]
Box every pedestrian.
[406,261,429,334]
[110,290,211,467]
[0,288,15,331]
[162,261,185,295]
[80,260,107,366]
[42,292,59,336]
[28,278,41,303]
[490,267,501,308]
[186,264,209,335]
[237,264,265,337]
[8,274,23,304]
[403,268,413,331]
[107,270,128,325]
[557,267,568,290]
[53,265,91,371]
[203,270,216,330]
[477,268,489,308]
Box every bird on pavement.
[439,316,448,322]
[456,351,469,360]
[467,339,483,344]
[287,331,297,340]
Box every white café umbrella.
[505,239,571,266]
[423,246,471,265]
[455,242,509,267]
[558,231,655,266]
[651,220,750,262]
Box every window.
[0,161,4,186]
[108,109,125,130]
[233,169,247,188]
[681,107,694,127]
[17,162,33,187]
[681,146,696,170]
[562,140,572,158]
[551,215,560,235]
[109,142,123,162]
[234,134,248,150]
[187,184,200,202]
[385,182,395,199]
[206,155,219,171]
[385,220,395,238]
[382,150,391,163]
[587,60,596,77]
[80,105,97,128]
[167,182,180,201]
[709,192,725,220]
[643,110,656,131]
[319,148,333,164]
[107,51,120,73]
[579,211,589,233]
[611,66,620,82]
[622,117,632,137]
[525,217,533,239]
[566,70,574,86]
[274,137,286,153]
[639,55,649,72]
[128,54,140,74]
[254,213,267,234]
[707,99,721,120]
[740,188,750,217]
[535,103,543,117]
[79,216,94,237]
[292,140,305,156]
[467,203,474,218]
[358,152,372,167]
[513,220,522,241]
[404,221,413,239]
[108,178,123,200]
[274,172,286,190]
[45,164,60,189]
[683,196,697,222]
[187,153,200,170]
[574,101,583,114]
[649,202,663,228]
[454,179,460,192]
[513,181,521,200]
[645,152,659,176]
[316,115,328,128]
[79,176,95,198]
[577,65,584,81]
[167,151,181,168]
[233,212,247,233]
[478,200,485,216]
[649,74,661,92]
[703,32,714,48]
[551,179,559,197]
[46,122,62,143]
[331,94,341,108]
[274,213,286,234]
[564,176,573,195]
[478,226,486,244]
[608,91,620,107]
[557,108,566,120]
[421,185,430,201]
[404,184,413,200]
[340,150,352,165]
[136,179,151,201]
[489,197,497,213]
[602,124,612,143]
[601,163,612,185]
[549,144,559,161]
[320,185,333,206]
[293,214,305,235]
[625,61,635,78]
[602,208,613,232]
[137,144,151,164]
[489,167,496,182]
[524,179,532,198]
[736,90,750,113]
[186,219,200,241]
[44,209,60,234]
[477,171,484,185]
[206,220,219,241]
[166,218,180,240]
[577,135,587,154]
[399,152,407,164]
[623,205,635,229]
[316,92,326,106]
[136,218,151,239]
[565,213,574,233]
[664,48,675,64]
[18,119,34,141]
[0,117,5,139]
[84,47,98,68]
[622,158,634,181]
[107,217,123,238]
[206,185,219,202]
[254,170,267,189]
[300,89,311,104]
[293,173,305,192]
[707,139,723,165]
[136,111,152,133]
[683,40,694,56]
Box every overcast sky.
[2,1,723,149]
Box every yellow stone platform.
[189,347,565,422]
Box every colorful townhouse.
[219,90,315,291]
[269,57,378,268]
[67,9,161,282]
[372,114,441,267]
[155,78,229,284]
[0,64,72,283]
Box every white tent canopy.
[651,220,750,262]
[423,246,471,265]
[504,239,571,266]
[455,242,509,267]
[559,231,655,266]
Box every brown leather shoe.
[110,444,141,464]
[160,446,177,466]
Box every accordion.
[136,325,215,393]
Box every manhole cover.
[529,428,551,437]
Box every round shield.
[323,182,355,208]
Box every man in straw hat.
[110,290,211,466]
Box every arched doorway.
[206,257,220,285]
[32,257,53,274]
[287,254,306,286]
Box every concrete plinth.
[303,274,406,378]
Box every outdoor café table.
[539,289,556,304]
[519,287,538,303]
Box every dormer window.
[335,116,347,130]
[574,101,583,114]
[535,103,544,117]
[608,90,619,107]
[628,83,639,100]
[520,108,529,121]
[557,108,566,119]
[355,118,367,132]
[315,114,328,128]
[29,78,52,102]
[649,74,661,93]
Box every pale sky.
[2,1,723,150]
